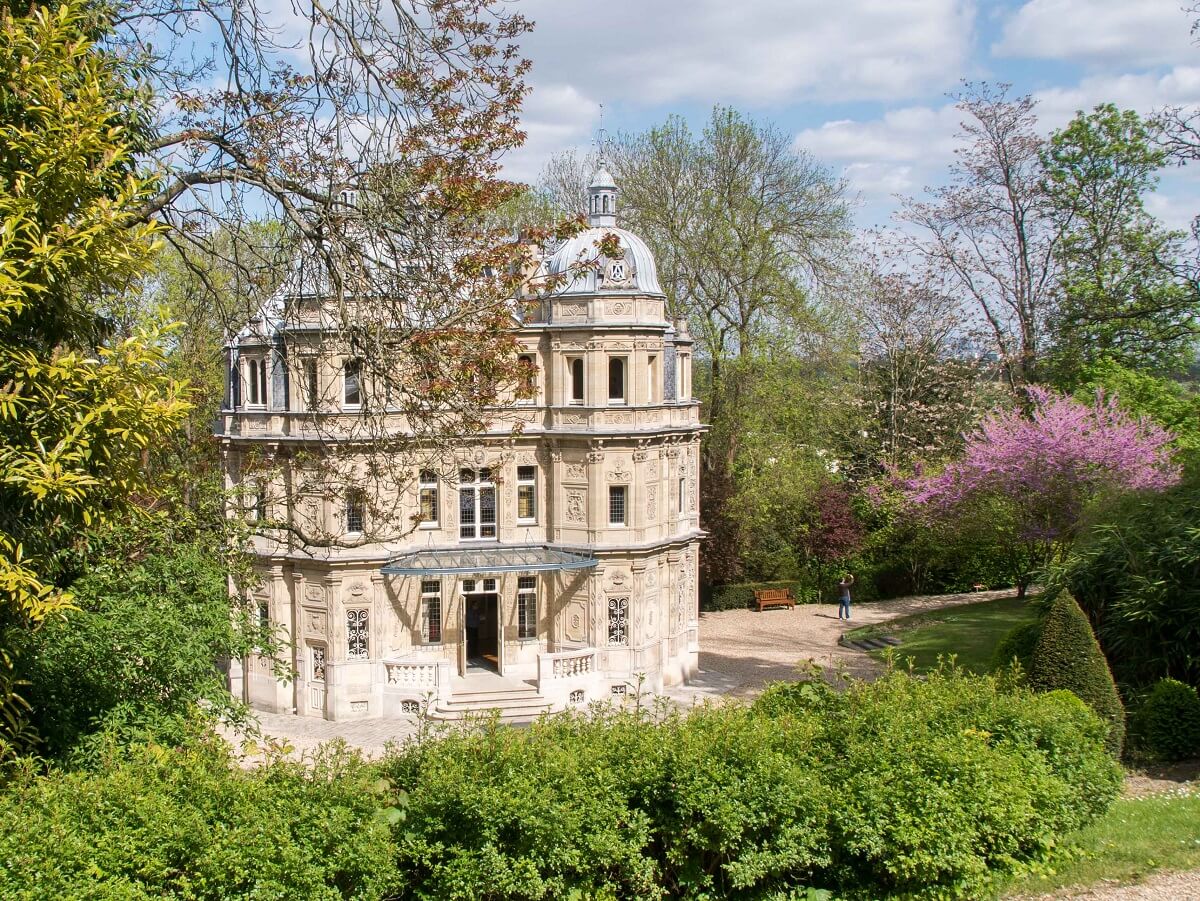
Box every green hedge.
[701,579,818,611]
[1132,678,1200,762]
[1028,593,1126,757]
[0,668,1121,900]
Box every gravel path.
[665,588,1020,705]
[1017,869,1200,900]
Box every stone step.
[441,688,543,706]
[429,697,554,722]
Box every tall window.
[304,358,319,411]
[310,644,326,682]
[459,468,496,540]
[246,357,267,406]
[609,485,627,527]
[607,597,628,645]
[608,357,626,404]
[517,576,536,639]
[253,481,267,521]
[677,354,689,401]
[346,489,366,535]
[343,359,362,408]
[678,473,686,514]
[346,609,369,660]
[647,355,657,403]
[516,354,537,403]
[570,358,585,404]
[418,470,439,527]
[516,465,537,523]
[421,580,442,643]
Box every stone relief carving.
[304,609,327,636]
[304,584,325,603]
[646,483,657,520]
[565,462,586,482]
[606,300,632,317]
[607,459,631,482]
[587,450,605,463]
[559,302,587,320]
[565,491,586,523]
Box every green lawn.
[846,596,1040,674]
[999,787,1200,897]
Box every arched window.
[517,354,537,403]
[602,194,610,213]
[608,357,626,404]
[570,358,585,404]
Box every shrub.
[0,738,399,899]
[702,579,817,611]
[760,667,1121,898]
[991,620,1043,674]
[1062,474,1200,691]
[1028,593,1126,756]
[1133,678,1200,762]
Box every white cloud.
[995,0,1196,68]
[796,66,1200,228]
[500,84,600,184]
[518,0,975,106]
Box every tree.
[847,258,999,475]
[0,0,192,758]
[1062,472,1200,691]
[906,387,1180,594]
[1028,592,1126,757]
[1043,105,1197,382]
[902,84,1059,388]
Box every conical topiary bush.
[1028,592,1126,757]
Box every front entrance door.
[464,593,499,670]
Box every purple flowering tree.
[906,387,1180,595]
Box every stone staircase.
[430,668,554,723]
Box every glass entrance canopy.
[380,543,597,577]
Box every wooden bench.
[754,587,795,612]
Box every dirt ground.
[664,588,1018,704]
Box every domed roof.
[589,164,616,190]
[543,226,664,297]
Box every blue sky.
[501,0,1200,232]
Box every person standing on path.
[838,574,855,620]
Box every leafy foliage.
[1028,593,1126,756]
[1043,105,1196,383]
[0,739,399,900]
[991,620,1043,675]
[0,0,188,626]
[906,387,1180,592]
[1132,678,1200,763]
[7,508,275,764]
[1061,473,1200,691]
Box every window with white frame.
[516,465,537,523]
[517,576,536,639]
[516,354,537,404]
[304,357,319,411]
[418,470,439,527]
[346,609,369,659]
[609,485,627,527]
[458,468,496,540]
[346,489,366,535]
[569,357,585,404]
[421,580,442,643]
[343,359,362,408]
[608,357,626,404]
[245,356,267,406]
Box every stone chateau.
[218,165,705,720]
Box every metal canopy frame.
[380,543,597,577]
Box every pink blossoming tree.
[905,387,1180,595]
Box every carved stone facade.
[220,165,704,720]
